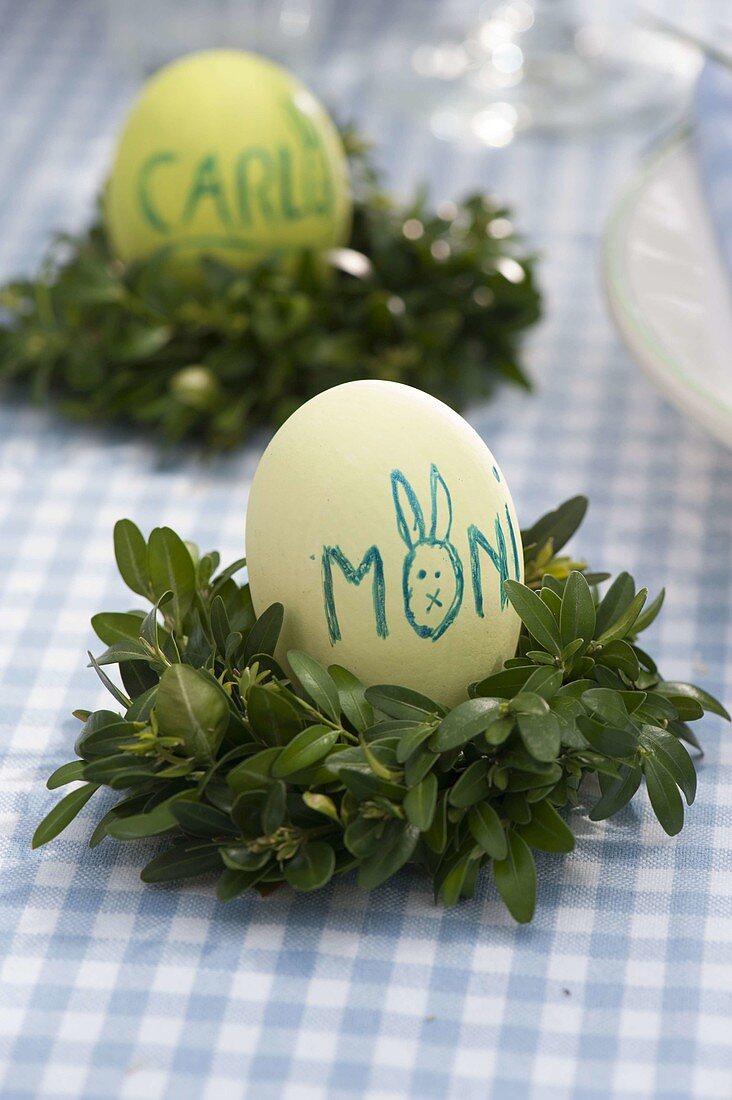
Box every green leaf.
[140,841,223,883]
[171,801,236,837]
[105,794,190,840]
[577,716,637,758]
[582,688,630,728]
[423,793,448,853]
[113,322,171,361]
[211,557,247,592]
[511,692,551,718]
[32,783,99,848]
[517,711,561,762]
[88,795,149,848]
[284,842,336,891]
[540,587,562,622]
[557,679,595,699]
[86,651,131,709]
[597,639,640,681]
[560,638,585,664]
[525,651,557,666]
[328,665,374,732]
[91,611,145,646]
[140,595,174,653]
[221,845,270,872]
[448,759,491,808]
[338,766,404,802]
[82,754,159,788]
[518,799,575,853]
[471,665,534,699]
[396,722,437,763]
[618,690,646,715]
[226,747,281,793]
[224,585,256,636]
[595,572,635,637]
[271,724,339,778]
[344,815,385,859]
[360,738,401,781]
[521,496,587,557]
[119,666,158,711]
[640,726,697,805]
[147,526,196,627]
[94,640,151,666]
[196,550,219,586]
[261,781,287,834]
[522,666,563,701]
[225,631,244,667]
[668,719,702,753]
[155,664,229,762]
[242,603,284,663]
[113,519,150,599]
[504,580,562,655]
[357,823,420,889]
[246,685,302,746]
[468,803,507,859]
[362,719,417,741]
[549,698,585,749]
[507,763,562,792]
[484,715,514,746]
[666,696,704,722]
[596,589,648,646]
[633,645,658,675]
[216,866,268,901]
[365,684,442,722]
[438,851,474,907]
[559,570,596,652]
[210,595,231,655]
[302,792,340,824]
[643,756,684,836]
[287,650,340,721]
[404,746,436,787]
[432,698,502,751]
[46,760,86,790]
[502,792,531,824]
[404,773,438,830]
[588,764,642,820]
[461,856,483,901]
[656,682,730,722]
[633,588,665,634]
[493,832,537,923]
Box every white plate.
[603,133,732,450]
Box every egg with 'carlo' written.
[245,381,523,707]
[104,49,351,273]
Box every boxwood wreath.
[0,131,540,450]
[33,496,728,923]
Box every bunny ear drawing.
[391,469,426,548]
[429,464,453,542]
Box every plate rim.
[602,128,732,436]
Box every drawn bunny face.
[391,465,464,640]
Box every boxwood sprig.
[34,496,728,922]
[0,130,540,450]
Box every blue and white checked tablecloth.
[1,2,731,1098]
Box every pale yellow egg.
[105,49,351,273]
[245,380,523,707]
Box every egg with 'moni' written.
[104,49,351,273]
[245,381,523,706]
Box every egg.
[105,49,351,273]
[245,380,523,707]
